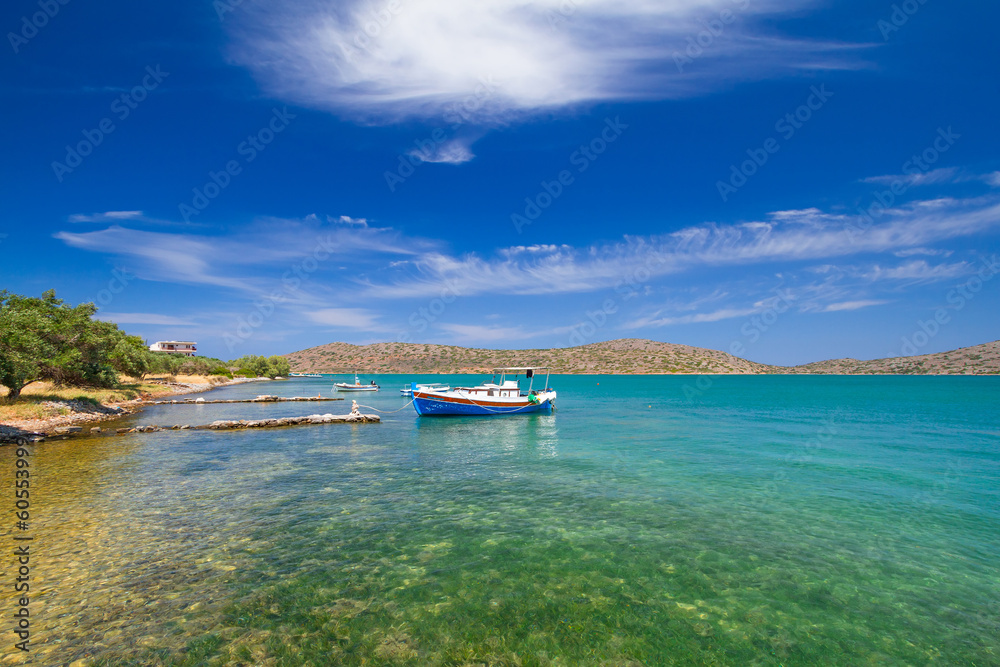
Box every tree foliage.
[1,289,292,400]
[145,352,229,377]
[231,354,290,378]
[0,290,151,399]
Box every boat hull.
[412,390,555,416]
[334,385,379,392]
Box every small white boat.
[334,372,380,392]
[412,368,555,416]
[289,372,323,378]
[400,383,450,396]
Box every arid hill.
[284,338,1000,375]
[769,339,1000,375]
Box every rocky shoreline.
[0,376,275,442]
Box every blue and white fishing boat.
[412,367,556,416]
[334,372,380,392]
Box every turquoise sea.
[3,375,999,665]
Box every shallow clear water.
[2,375,999,665]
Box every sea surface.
[2,375,998,666]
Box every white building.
[149,341,197,356]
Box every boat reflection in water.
[414,411,560,462]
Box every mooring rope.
[354,399,415,414]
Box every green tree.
[0,290,147,398]
[0,291,58,399]
[110,335,151,379]
[266,355,290,378]
[229,354,289,378]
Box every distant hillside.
[770,340,1000,375]
[284,338,1000,375]
[284,339,769,374]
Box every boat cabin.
[455,367,551,398]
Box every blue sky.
[1,0,998,365]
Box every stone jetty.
[1,401,378,443]
[148,394,344,405]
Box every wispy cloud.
[624,306,759,329]
[436,322,574,344]
[862,168,1000,189]
[409,138,475,164]
[95,312,198,326]
[57,225,251,291]
[55,215,432,293]
[329,214,368,227]
[862,167,960,187]
[69,210,144,223]
[227,0,864,124]
[822,300,888,312]
[366,195,1000,298]
[860,259,973,283]
[893,247,953,258]
[306,308,382,330]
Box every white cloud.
[69,210,144,223]
[893,247,953,258]
[862,259,972,282]
[227,0,863,123]
[95,312,197,326]
[367,195,1000,298]
[56,225,251,291]
[624,307,759,329]
[306,308,382,329]
[822,300,888,312]
[329,214,368,227]
[436,322,574,343]
[862,169,1000,190]
[55,216,431,293]
[409,138,476,164]
[862,167,960,188]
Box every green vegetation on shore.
[0,290,289,411]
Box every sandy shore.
[0,376,276,438]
